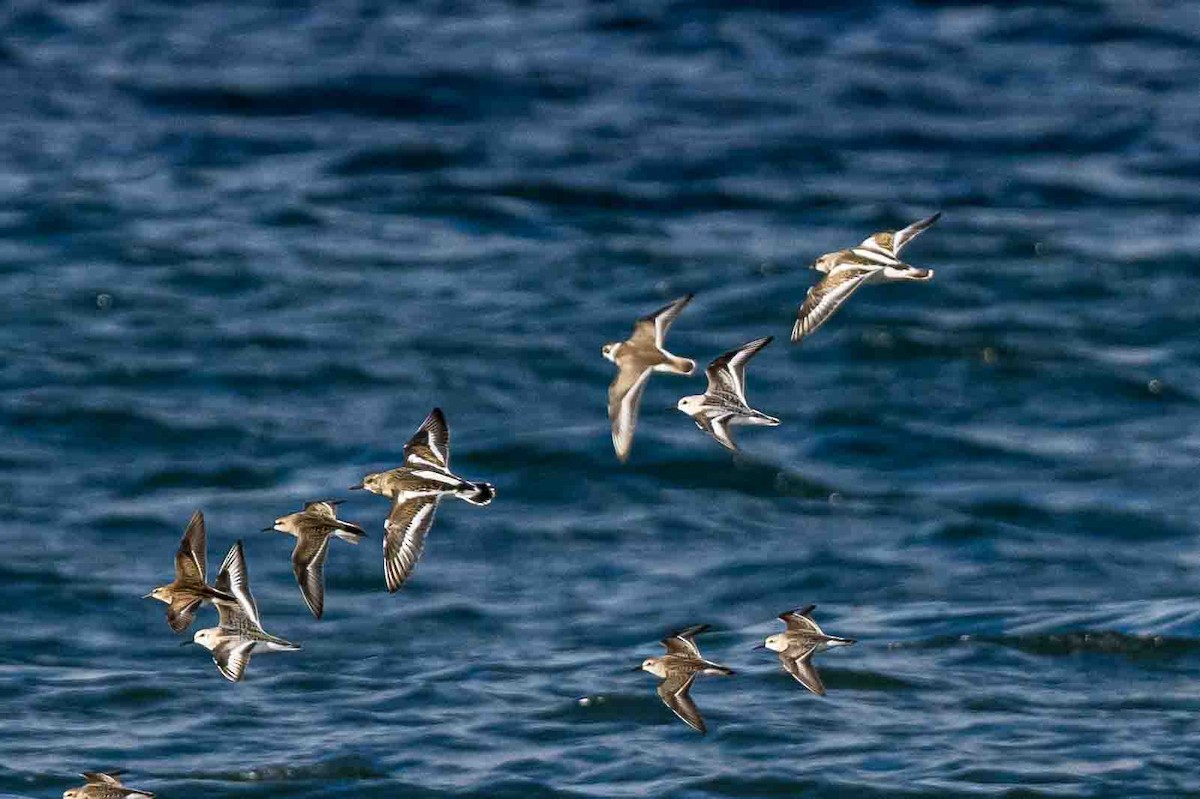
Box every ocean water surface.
[3,1,1200,796]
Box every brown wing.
[82,772,123,786]
[607,364,653,463]
[174,509,206,584]
[404,408,450,469]
[656,672,706,733]
[780,642,826,696]
[790,266,877,344]
[704,336,772,406]
[779,605,824,635]
[630,293,694,348]
[383,495,440,592]
[301,500,341,519]
[292,532,332,620]
[661,624,709,657]
[166,595,203,634]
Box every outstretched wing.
[705,336,772,407]
[212,639,256,683]
[174,509,206,584]
[661,624,709,657]
[631,293,694,348]
[656,672,706,733]
[780,642,826,696]
[214,540,261,630]
[404,408,450,469]
[779,605,824,635]
[791,266,877,344]
[607,365,653,463]
[383,495,440,592]
[82,772,123,786]
[891,212,941,256]
[292,533,331,620]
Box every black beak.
[141,592,153,599]
[348,484,363,491]
[261,527,274,532]
[630,665,643,672]
[179,640,196,648]
[752,644,767,650]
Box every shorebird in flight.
[791,212,940,344]
[63,771,154,798]
[191,540,300,682]
[636,624,734,734]
[603,293,697,462]
[755,605,855,696]
[676,336,779,452]
[144,510,235,633]
[351,408,495,592]
[264,500,366,619]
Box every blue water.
[4,1,1200,796]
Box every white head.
[639,657,667,679]
[676,395,704,416]
[601,342,621,363]
[764,633,788,653]
[193,628,220,652]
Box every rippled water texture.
[3,1,1200,797]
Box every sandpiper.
[264,500,366,619]
[603,293,697,462]
[676,336,779,451]
[755,605,856,696]
[636,624,734,734]
[144,510,235,633]
[791,212,940,344]
[191,540,300,682]
[350,408,495,592]
[63,771,154,798]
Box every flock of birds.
[65,213,941,795]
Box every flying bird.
[351,408,495,592]
[756,605,855,696]
[676,336,779,451]
[636,624,734,734]
[791,212,940,344]
[191,540,300,682]
[144,510,235,633]
[264,500,366,619]
[62,771,154,799]
[603,293,697,462]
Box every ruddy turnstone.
[791,212,940,344]
[351,408,495,592]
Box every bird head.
[813,252,841,274]
[763,634,788,653]
[601,342,621,363]
[675,395,703,416]
[143,586,170,603]
[637,657,667,678]
[192,628,220,652]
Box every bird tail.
[264,635,302,651]
[790,315,807,344]
[670,356,696,375]
[332,520,367,544]
[459,481,496,506]
[711,664,736,676]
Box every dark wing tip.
[781,604,817,620]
